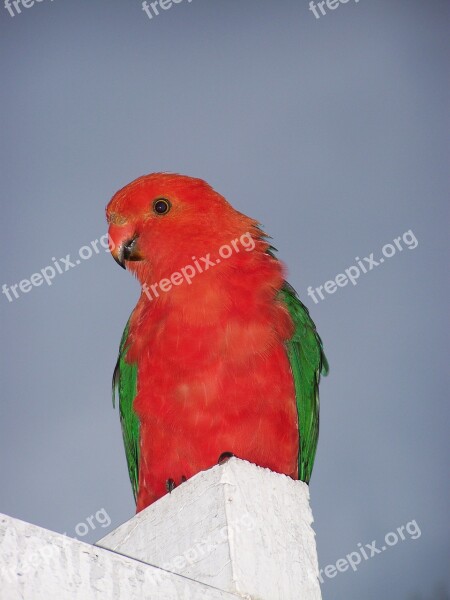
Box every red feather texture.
[107,174,299,511]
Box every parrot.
[106,173,328,513]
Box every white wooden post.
[98,458,322,600]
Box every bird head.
[106,173,259,285]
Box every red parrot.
[106,173,328,513]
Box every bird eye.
[153,198,171,215]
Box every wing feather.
[112,320,140,501]
[279,282,328,483]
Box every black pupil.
[154,200,169,214]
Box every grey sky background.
[0,1,449,598]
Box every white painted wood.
[97,458,322,600]
[0,513,239,600]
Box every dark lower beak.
[114,236,142,269]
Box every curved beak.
[109,225,143,269]
[112,249,126,269]
[114,236,142,269]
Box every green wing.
[279,282,329,483]
[112,320,140,501]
